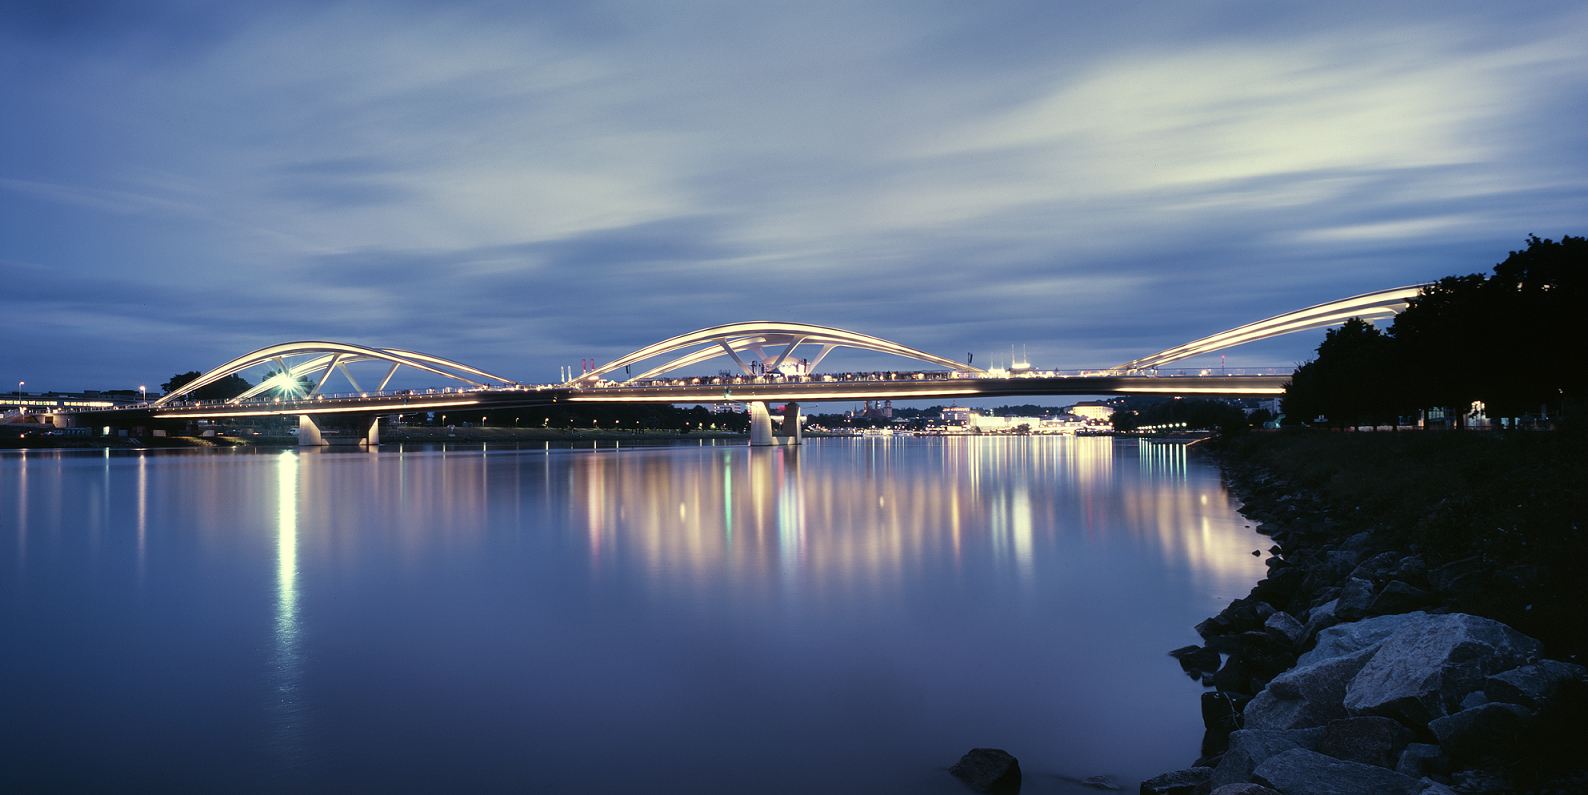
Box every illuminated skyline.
[3,1,1585,390]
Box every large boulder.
[1243,647,1378,731]
[949,748,1021,793]
[1251,748,1419,795]
[1426,702,1532,763]
[1297,612,1430,667]
[1200,691,1248,757]
[1334,578,1378,622]
[1367,581,1437,616]
[1213,634,1295,694]
[1483,660,1588,710]
[1169,644,1222,679]
[1387,555,1428,587]
[1300,551,1360,594]
[1298,599,1339,648]
[1250,567,1305,608]
[1343,613,1543,724]
[1198,598,1275,639]
[1316,716,1411,768]
[1393,743,1450,779]
[1427,556,1487,593]
[1263,611,1305,646]
[1209,786,1281,795]
[1207,728,1322,790]
[1347,550,1402,582]
[1138,767,1212,795]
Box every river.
[1,436,1265,793]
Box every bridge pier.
[298,415,327,446]
[748,400,801,447]
[298,414,381,446]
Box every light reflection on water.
[0,437,1265,794]
[270,451,306,777]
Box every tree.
[1284,318,1398,428]
[1388,274,1488,426]
[1113,397,1248,435]
[161,371,252,401]
[1287,235,1585,429]
[1473,234,1585,421]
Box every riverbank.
[1141,430,1586,795]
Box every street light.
[140,385,147,403]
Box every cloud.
[2,1,1586,388]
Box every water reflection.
[549,436,1254,598]
[269,451,306,773]
[1138,438,1188,480]
[137,452,148,578]
[0,438,1265,794]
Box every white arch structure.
[151,341,518,407]
[570,321,985,386]
[1115,284,1430,372]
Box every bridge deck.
[62,371,1288,422]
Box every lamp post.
[16,381,22,409]
[140,385,147,403]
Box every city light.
[268,371,302,397]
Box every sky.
[3,0,1586,394]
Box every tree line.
[1109,397,1255,434]
[1283,235,1584,429]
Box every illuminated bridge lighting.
[55,284,1429,424]
[1115,284,1428,372]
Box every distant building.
[941,405,972,426]
[1069,401,1114,423]
[3,391,135,427]
[855,400,892,421]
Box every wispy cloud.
[2,1,1585,387]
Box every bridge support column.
[749,401,801,446]
[749,401,775,446]
[779,401,801,446]
[360,415,380,447]
[298,415,327,446]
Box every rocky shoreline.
[1139,446,1587,795]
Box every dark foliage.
[1112,397,1249,434]
[1284,235,1586,428]
[1284,318,1398,428]
[161,371,252,401]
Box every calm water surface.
[2,437,1265,794]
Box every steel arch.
[152,341,518,406]
[572,321,985,385]
[1115,284,1430,372]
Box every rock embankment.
[1143,457,1587,795]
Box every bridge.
[58,284,1426,446]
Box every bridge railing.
[72,367,1293,412]
[71,382,550,412]
[586,367,1292,389]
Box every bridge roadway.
[71,370,1289,423]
